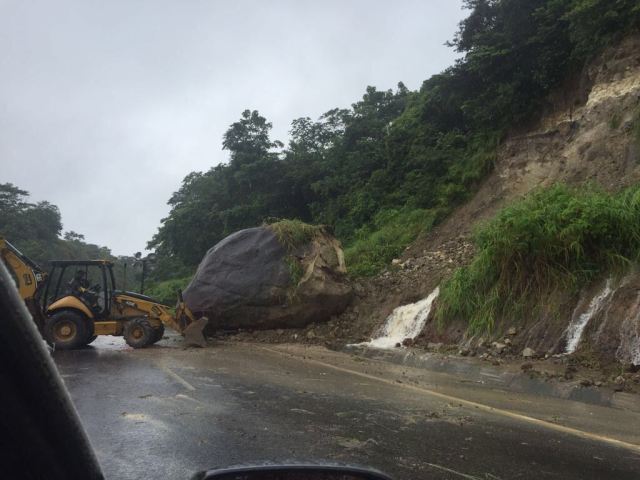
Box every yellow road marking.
[259,346,640,454]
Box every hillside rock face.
[183,226,352,331]
[338,35,640,365]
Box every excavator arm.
[0,237,48,330]
[0,237,47,300]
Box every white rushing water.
[564,279,613,354]
[362,287,440,349]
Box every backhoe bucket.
[182,316,209,347]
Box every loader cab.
[42,260,116,319]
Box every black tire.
[123,318,154,348]
[87,335,98,344]
[44,310,88,350]
[151,324,165,344]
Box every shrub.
[145,276,193,306]
[437,184,640,333]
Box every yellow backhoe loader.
[0,237,208,349]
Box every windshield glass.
[2,1,640,479]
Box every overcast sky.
[1,0,465,255]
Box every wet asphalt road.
[53,337,640,480]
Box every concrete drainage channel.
[342,344,640,414]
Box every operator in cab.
[68,270,100,312]
[68,269,90,295]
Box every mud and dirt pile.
[184,224,352,332]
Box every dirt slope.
[335,34,640,354]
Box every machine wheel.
[44,311,88,350]
[87,335,98,344]
[123,318,154,348]
[151,324,165,344]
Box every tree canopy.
[148,0,640,277]
[0,183,115,267]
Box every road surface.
[53,336,640,479]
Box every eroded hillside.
[318,35,640,367]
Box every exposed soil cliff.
[358,34,640,365]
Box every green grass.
[344,207,440,277]
[437,184,640,333]
[266,219,325,252]
[285,256,304,285]
[145,276,193,306]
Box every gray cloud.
[1,0,464,255]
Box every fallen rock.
[184,224,353,331]
[522,347,536,359]
[507,327,517,336]
[492,342,507,355]
[402,338,414,347]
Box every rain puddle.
[359,287,440,349]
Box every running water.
[564,279,613,354]
[362,287,440,349]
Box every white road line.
[259,346,640,454]
[424,463,483,479]
[159,365,196,391]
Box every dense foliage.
[149,1,639,278]
[0,183,112,265]
[0,183,150,292]
[437,184,640,332]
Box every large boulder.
[183,223,353,331]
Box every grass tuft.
[266,219,325,252]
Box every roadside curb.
[342,344,640,414]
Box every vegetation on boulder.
[266,219,325,253]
